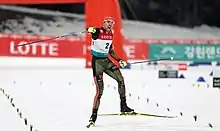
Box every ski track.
[0,68,220,131]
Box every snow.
[1,5,220,39]
[0,57,86,69]
[0,90,27,131]
[0,65,220,131]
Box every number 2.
[105,43,110,49]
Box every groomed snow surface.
[0,66,220,131]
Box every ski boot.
[120,97,134,115]
[87,110,97,128]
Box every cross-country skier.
[87,16,134,125]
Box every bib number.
[105,43,110,49]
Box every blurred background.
[16,0,220,28]
[1,0,220,37]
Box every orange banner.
[0,0,84,4]
[85,0,126,68]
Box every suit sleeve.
[108,44,121,62]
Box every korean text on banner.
[149,44,220,62]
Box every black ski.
[98,112,178,118]
[86,112,177,127]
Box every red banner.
[0,34,85,58]
[124,40,148,60]
[0,33,148,60]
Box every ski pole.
[14,30,87,47]
[129,57,173,64]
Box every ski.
[98,112,178,118]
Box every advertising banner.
[0,34,149,60]
[0,34,85,58]
[149,44,220,62]
[124,40,148,60]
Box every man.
[87,16,134,125]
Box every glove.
[87,27,96,33]
[119,60,127,68]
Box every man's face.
[103,20,115,32]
